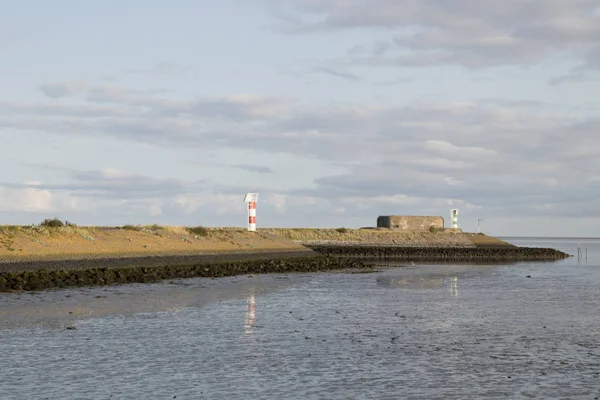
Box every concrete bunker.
[376,215,444,231]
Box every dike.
[305,245,571,261]
[0,255,368,292]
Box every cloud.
[549,45,600,84]
[264,193,287,211]
[424,140,498,159]
[0,167,228,224]
[0,101,133,118]
[123,62,193,75]
[311,66,363,82]
[69,168,203,198]
[2,85,600,226]
[2,167,204,201]
[39,83,85,99]
[348,40,394,56]
[232,165,274,174]
[548,73,591,85]
[0,186,53,212]
[0,86,588,167]
[86,85,173,104]
[288,165,600,220]
[271,0,600,70]
[372,77,414,86]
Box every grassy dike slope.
[0,225,309,261]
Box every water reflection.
[450,276,458,297]
[244,293,256,334]
[376,276,444,289]
[376,275,459,297]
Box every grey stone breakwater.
[305,245,571,261]
[295,239,476,248]
[0,253,369,292]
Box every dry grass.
[465,233,516,248]
[0,225,307,260]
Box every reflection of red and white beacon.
[245,294,256,333]
[450,276,458,297]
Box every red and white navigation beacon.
[244,193,258,232]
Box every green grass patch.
[145,224,162,231]
[40,218,65,228]
[38,218,76,228]
[186,226,209,237]
[121,225,142,231]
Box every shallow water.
[1,238,600,399]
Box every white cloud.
[173,195,205,215]
[3,86,597,227]
[543,178,560,187]
[0,185,99,214]
[424,140,498,159]
[0,187,53,212]
[39,83,85,99]
[272,0,600,72]
[264,194,287,211]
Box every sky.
[1,0,599,236]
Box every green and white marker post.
[451,209,459,229]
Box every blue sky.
[1,0,599,236]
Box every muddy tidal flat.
[0,238,599,399]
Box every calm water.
[1,238,600,399]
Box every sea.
[0,238,599,399]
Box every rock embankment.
[262,228,480,248]
[305,245,570,262]
[0,255,369,292]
